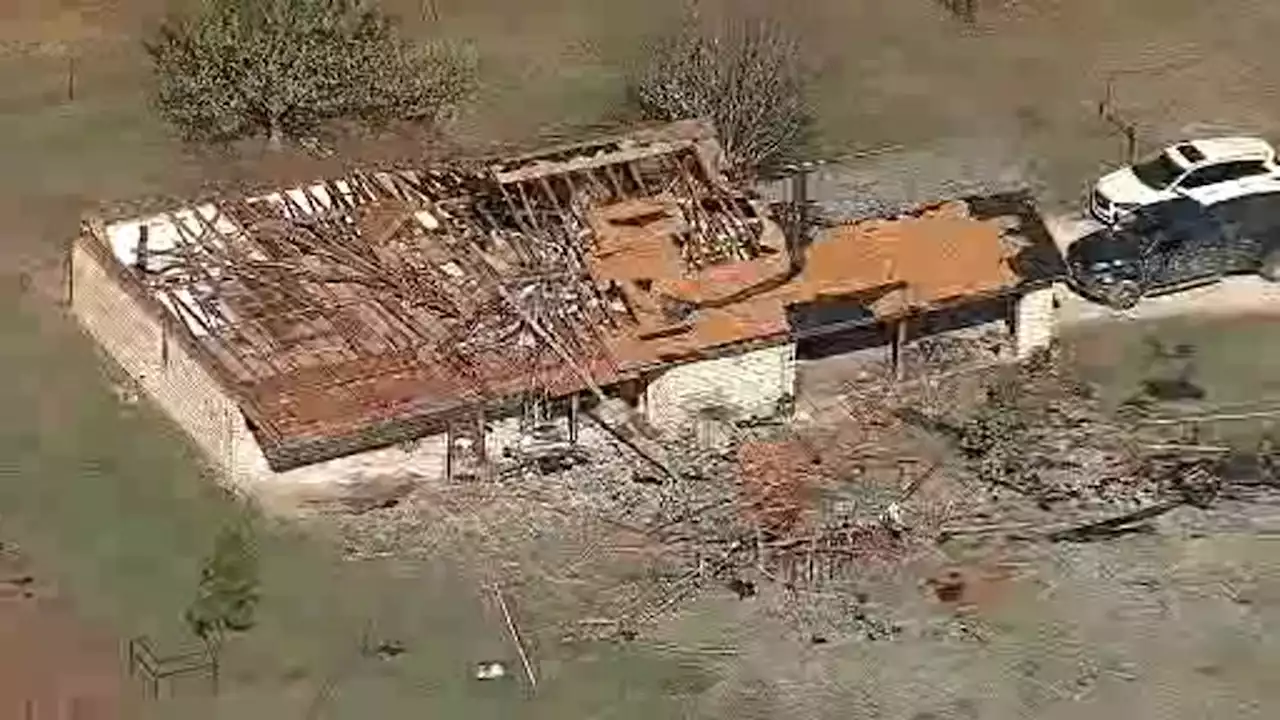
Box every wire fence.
[125,635,215,700]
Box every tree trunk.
[267,115,284,152]
[206,636,222,695]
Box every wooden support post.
[65,239,74,306]
[136,224,149,272]
[445,419,455,482]
[569,393,580,444]
[474,409,488,471]
[807,538,816,585]
[892,317,909,381]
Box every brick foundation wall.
[643,343,798,431]
[69,236,270,487]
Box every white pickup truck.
[1088,136,1280,224]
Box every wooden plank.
[569,392,580,444]
[492,140,694,184]
[623,160,650,196]
[601,161,627,200]
[892,317,908,381]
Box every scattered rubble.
[319,338,1280,656]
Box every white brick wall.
[274,434,449,487]
[643,343,797,431]
[1015,285,1060,359]
[70,239,265,484]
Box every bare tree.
[145,0,477,148]
[631,5,815,180]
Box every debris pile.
[736,439,818,535]
[323,332,1280,656]
[326,401,945,646]
[947,351,1158,515]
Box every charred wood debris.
[322,332,1280,650]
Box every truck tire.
[1103,280,1142,310]
[1261,249,1280,282]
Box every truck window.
[1181,160,1269,189]
[1133,152,1185,189]
[1228,160,1270,178]
[1180,165,1232,188]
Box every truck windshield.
[1132,152,1186,190]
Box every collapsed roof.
[80,120,1062,470]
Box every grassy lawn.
[1061,315,1280,446]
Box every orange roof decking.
[589,198,1025,368]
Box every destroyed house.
[68,121,1063,486]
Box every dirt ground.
[0,542,124,720]
[9,0,1280,718]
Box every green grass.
[0,286,714,718]
[1061,315,1280,446]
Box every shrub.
[145,0,476,147]
[185,519,261,691]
